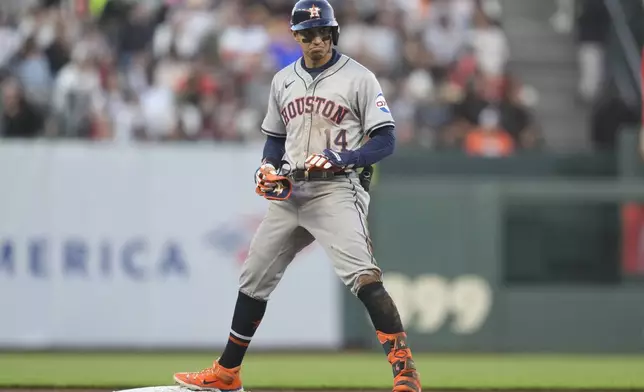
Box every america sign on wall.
[0,142,341,349]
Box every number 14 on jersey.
[325,129,348,151]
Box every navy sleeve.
[262,135,286,168]
[338,125,395,168]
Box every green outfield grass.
[1,352,643,389]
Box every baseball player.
[173,1,421,392]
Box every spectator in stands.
[467,8,509,80]
[0,13,23,71]
[266,18,302,70]
[0,78,44,138]
[170,0,216,61]
[575,0,609,104]
[444,72,541,153]
[176,60,217,107]
[51,43,103,137]
[500,74,542,150]
[117,3,156,69]
[422,13,466,81]
[138,65,180,141]
[11,36,52,110]
[363,10,403,75]
[218,3,270,76]
[409,69,454,148]
[44,19,71,77]
[463,106,516,157]
[97,71,145,142]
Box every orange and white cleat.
[173,360,244,392]
[377,331,422,392]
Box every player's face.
[294,27,333,62]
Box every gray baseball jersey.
[239,54,393,301]
[260,53,395,169]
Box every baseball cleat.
[173,360,244,392]
[392,358,421,392]
[377,331,422,392]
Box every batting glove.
[305,149,347,172]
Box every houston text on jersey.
[281,96,350,126]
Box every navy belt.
[290,169,349,181]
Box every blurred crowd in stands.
[0,0,573,156]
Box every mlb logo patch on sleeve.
[375,93,390,113]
